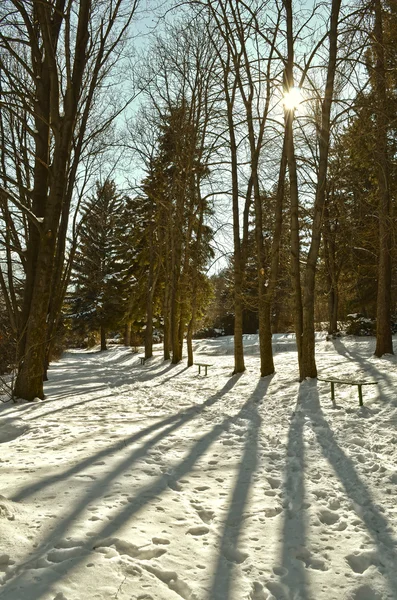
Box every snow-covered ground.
[1,334,397,600]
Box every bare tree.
[373,0,393,356]
[283,0,342,379]
[0,0,139,400]
[132,19,218,364]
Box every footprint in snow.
[249,581,269,599]
[222,545,248,564]
[197,509,215,524]
[266,476,281,490]
[47,546,87,564]
[186,526,209,536]
[345,550,377,574]
[264,506,283,518]
[152,537,170,545]
[265,489,278,497]
[294,547,329,571]
[95,537,167,560]
[318,508,340,526]
[346,584,382,600]
[0,554,15,575]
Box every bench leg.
[204,366,207,376]
[198,365,201,375]
[330,381,336,406]
[358,384,363,407]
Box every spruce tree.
[70,180,124,350]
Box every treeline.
[0,0,396,399]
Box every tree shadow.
[207,377,269,599]
[156,365,190,385]
[330,338,395,391]
[2,376,248,599]
[12,376,242,504]
[272,386,309,600]
[299,380,397,597]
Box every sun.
[283,87,303,111]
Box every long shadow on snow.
[300,380,397,598]
[44,350,175,398]
[2,376,246,599]
[12,376,240,503]
[207,377,269,600]
[155,365,190,386]
[19,394,124,423]
[273,384,309,600]
[330,338,395,393]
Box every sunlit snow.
[1,334,397,600]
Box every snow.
[1,334,397,600]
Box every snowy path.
[1,336,397,600]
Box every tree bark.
[262,134,288,374]
[100,325,107,351]
[129,324,135,348]
[144,220,159,360]
[374,0,393,357]
[124,323,131,346]
[284,0,303,372]
[8,0,138,400]
[163,281,171,360]
[301,0,341,379]
[323,204,340,335]
[285,109,304,369]
[284,0,341,379]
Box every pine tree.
[116,193,161,348]
[141,100,213,363]
[70,180,124,350]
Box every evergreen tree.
[116,193,162,348]
[141,100,213,363]
[70,180,124,350]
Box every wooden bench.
[138,356,146,365]
[318,378,378,407]
[195,362,212,376]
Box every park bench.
[318,377,378,407]
[195,362,212,376]
[138,356,146,365]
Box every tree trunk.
[186,327,194,367]
[301,0,341,379]
[144,224,158,360]
[163,280,171,360]
[328,285,339,335]
[129,324,135,348]
[185,279,197,367]
[229,88,245,375]
[284,0,341,379]
[261,135,288,375]
[15,136,72,400]
[14,229,57,400]
[323,202,340,336]
[124,323,131,346]
[285,107,303,370]
[100,325,107,351]
[170,197,183,364]
[145,307,153,359]
[171,283,182,364]
[233,263,245,374]
[283,0,303,374]
[374,0,393,357]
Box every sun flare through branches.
[283,87,303,111]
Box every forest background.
[0,0,396,400]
